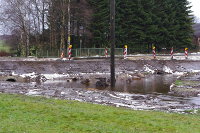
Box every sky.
[188,0,200,21]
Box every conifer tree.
[88,0,194,52]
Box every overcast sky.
[188,0,200,19]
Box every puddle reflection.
[115,75,177,94]
[42,74,177,95]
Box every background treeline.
[90,0,194,53]
[0,0,194,56]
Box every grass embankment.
[173,80,200,97]
[175,80,199,86]
[0,94,200,133]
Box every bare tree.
[1,0,32,56]
[0,0,93,56]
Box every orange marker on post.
[152,46,156,59]
[124,45,128,59]
[185,48,188,59]
[105,47,108,58]
[68,45,72,60]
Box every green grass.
[0,40,11,52]
[0,94,200,133]
[175,80,200,86]
[175,80,183,86]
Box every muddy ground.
[171,73,200,97]
[1,59,200,74]
[0,58,200,113]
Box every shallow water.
[43,74,177,94]
[189,96,200,106]
[115,75,177,94]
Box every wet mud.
[170,73,200,97]
[0,73,199,114]
[0,59,200,113]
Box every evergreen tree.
[89,0,109,48]
[89,0,194,52]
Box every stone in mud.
[126,78,132,83]
[118,73,132,80]
[131,95,145,100]
[137,72,145,78]
[72,78,78,82]
[132,76,141,80]
[35,75,47,83]
[155,70,165,75]
[81,79,90,85]
[96,78,107,82]
[107,78,116,83]
[96,78,109,89]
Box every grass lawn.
[0,94,199,133]
[0,41,10,53]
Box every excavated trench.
[0,59,200,113]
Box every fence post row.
[33,47,191,60]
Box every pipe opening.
[6,78,16,82]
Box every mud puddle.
[0,73,200,113]
[43,75,177,94]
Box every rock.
[95,78,109,89]
[72,78,78,82]
[35,75,47,83]
[81,79,90,85]
[96,80,109,89]
[137,72,145,78]
[87,88,96,90]
[132,95,145,100]
[132,76,141,80]
[126,78,132,83]
[155,70,165,75]
[118,73,132,80]
[107,78,116,83]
